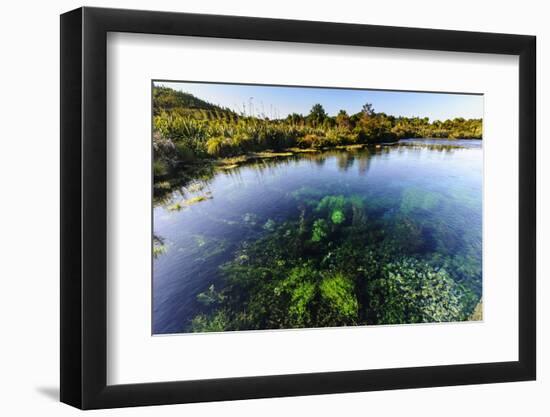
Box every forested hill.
[153,86,238,119]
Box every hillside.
[153,85,238,120]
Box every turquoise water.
[153,139,482,334]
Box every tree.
[308,103,327,127]
[361,103,375,117]
[336,109,351,129]
[287,112,305,126]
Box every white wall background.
[0,0,546,415]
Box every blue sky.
[155,81,483,121]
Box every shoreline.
[154,138,482,198]
[190,137,482,171]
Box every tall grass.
[153,104,482,169]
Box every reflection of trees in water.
[337,153,355,172]
[154,141,472,210]
[358,156,370,176]
[153,234,164,245]
[313,156,326,167]
[300,148,373,175]
[154,176,215,208]
[154,163,217,206]
[223,157,298,185]
[396,142,467,153]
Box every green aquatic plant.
[330,209,345,224]
[400,187,441,214]
[242,212,259,226]
[195,238,230,262]
[390,214,426,255]
[263,219,276,231]
[287,281,316,326]
[194,235,207,247]
[315,195,349,226]
[290,186,326,208]
[367,258,474,324]
[311,219,328,242]
[278,266,318,327]
[351,204,367,228]
[185,203,480,332]
[316,195,346,213]
[318,272,358,325]
[314,194,367,226]
[348,194,365,209]
[196,284,224,306]
[429,253,481,296]
[178,235,231,266]
[190,311,229,332]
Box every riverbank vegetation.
[153,86,482,187]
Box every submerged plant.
[311,219,328,242]
[367,259,474,324]
[186,204,479,332]
[196,284,224,306]
[330,209,345,224]
[318,272,358,325]
[190,311,229,332]
[316,195,346,213]
[400,187,441,214]
[263,219,277,231]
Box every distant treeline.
[153,86,482,175]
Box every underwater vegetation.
[188,190,481,332]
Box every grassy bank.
[152,86,483,187]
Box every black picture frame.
[60,6,536,410]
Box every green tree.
[287,112,305,126]
[336,109,351,129]
[361,103,375,117]
[308,103,327,127]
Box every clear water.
[153,139,482,334]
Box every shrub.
[298,133,323,148]
[174,142,195,163]
[153,159,169,177]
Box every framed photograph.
[60,6,536,409]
